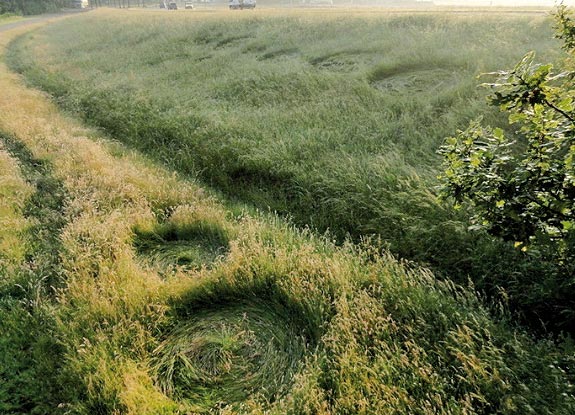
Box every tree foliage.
[440,5,575,269]
[0,0,68,15]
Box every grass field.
[7,7,570,329]
[1,8,575,415]
[0,14,21,23]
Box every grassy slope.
[0,15,22,24]
[8,7,570,329]
[1,14,574,415]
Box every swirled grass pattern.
[153,301,309,410]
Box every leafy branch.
[439,6,575,265]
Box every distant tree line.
[0,0,68,15]
[85,1,163,8]
[105,1,157,7]
[95,0,163,7]
[0,0,157,14]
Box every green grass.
[2,8,575,415]
[152,301,308,409]
[133,206,231,272]
[0,14,22,24]
[7,8,570,330]
[0,133,68,290]
[0,133,73,414]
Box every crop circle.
[133,219,229,272]
[152,300,309,410]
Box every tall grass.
[1,10,575,415]
[0,144,32,274]
[7,8,570,330]
[0,14,22,24]
[0,132,74,414]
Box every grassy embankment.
[1,14,575,415]
[8,7,571,329]
[0,14,22,24]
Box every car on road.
[72,0,89,8]
[168,1,178,9]
[185,1,194,8]
[229,0,256,9]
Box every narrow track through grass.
[0,133,67,291]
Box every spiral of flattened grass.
[152,300,309,411]
[133,218,230,272]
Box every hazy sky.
[433,0,575,5]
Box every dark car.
[168,1,178,9]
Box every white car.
[229,0,256,9]
[72,0,89,8]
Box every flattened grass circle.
[153,301,309,410]
[133,220,230,272]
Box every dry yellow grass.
[0,19,237,413]
[0,146,33,269]
[0,21,337,412]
